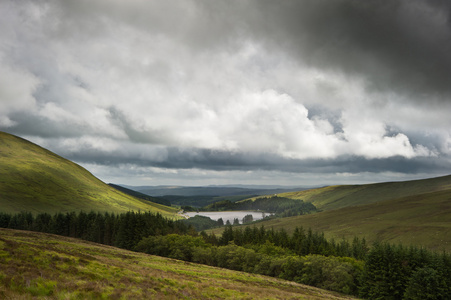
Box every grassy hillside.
[212,188,451,252]
[0,228,354,299]
[0,131,178,217]
[266,174,451,211]
[207,175,451,251]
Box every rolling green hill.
[276,174,451,211]
[0,228,354,299]
[230,189,451,251]
[0,131,178,217]
[210,175,451,251]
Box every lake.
[184,211,270,224]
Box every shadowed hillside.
[276,174,451,211]
[0,131,178,217]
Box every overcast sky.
[1,0,451,186]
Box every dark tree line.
[0,211,194,250]
[211,225,368,260]
[360,242,451,299]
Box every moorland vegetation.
[0,228,351,299]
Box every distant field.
[0,131,179,217]
[0,228,354,299]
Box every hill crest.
[276,174,451,211]
[0,131,178,217]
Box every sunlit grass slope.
[0,228,354,299]
[0,131,178,217]
[210,176,451,251]
[274,174,451,211]
[222,188,451,252]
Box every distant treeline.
[1,211,450,299]
[201,196,317,217]
[160,195,225,208]
[214,225,367,258]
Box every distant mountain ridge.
[108,183,171,206]
[0,131,178,217]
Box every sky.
[1,0,451,187]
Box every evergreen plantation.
[1,211,450,299]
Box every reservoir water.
[184,211,269,224]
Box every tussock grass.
[0,228,355,299]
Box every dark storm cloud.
[61,145,451,177]
[244,0,451,101]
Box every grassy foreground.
[0,228,354,299]
[0,131,178,218]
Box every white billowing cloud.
[216,89,340,159]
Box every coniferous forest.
[1,211,450,299]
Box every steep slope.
[0,228,354,299]
[0,131,178,217]
[277,174,451,211]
